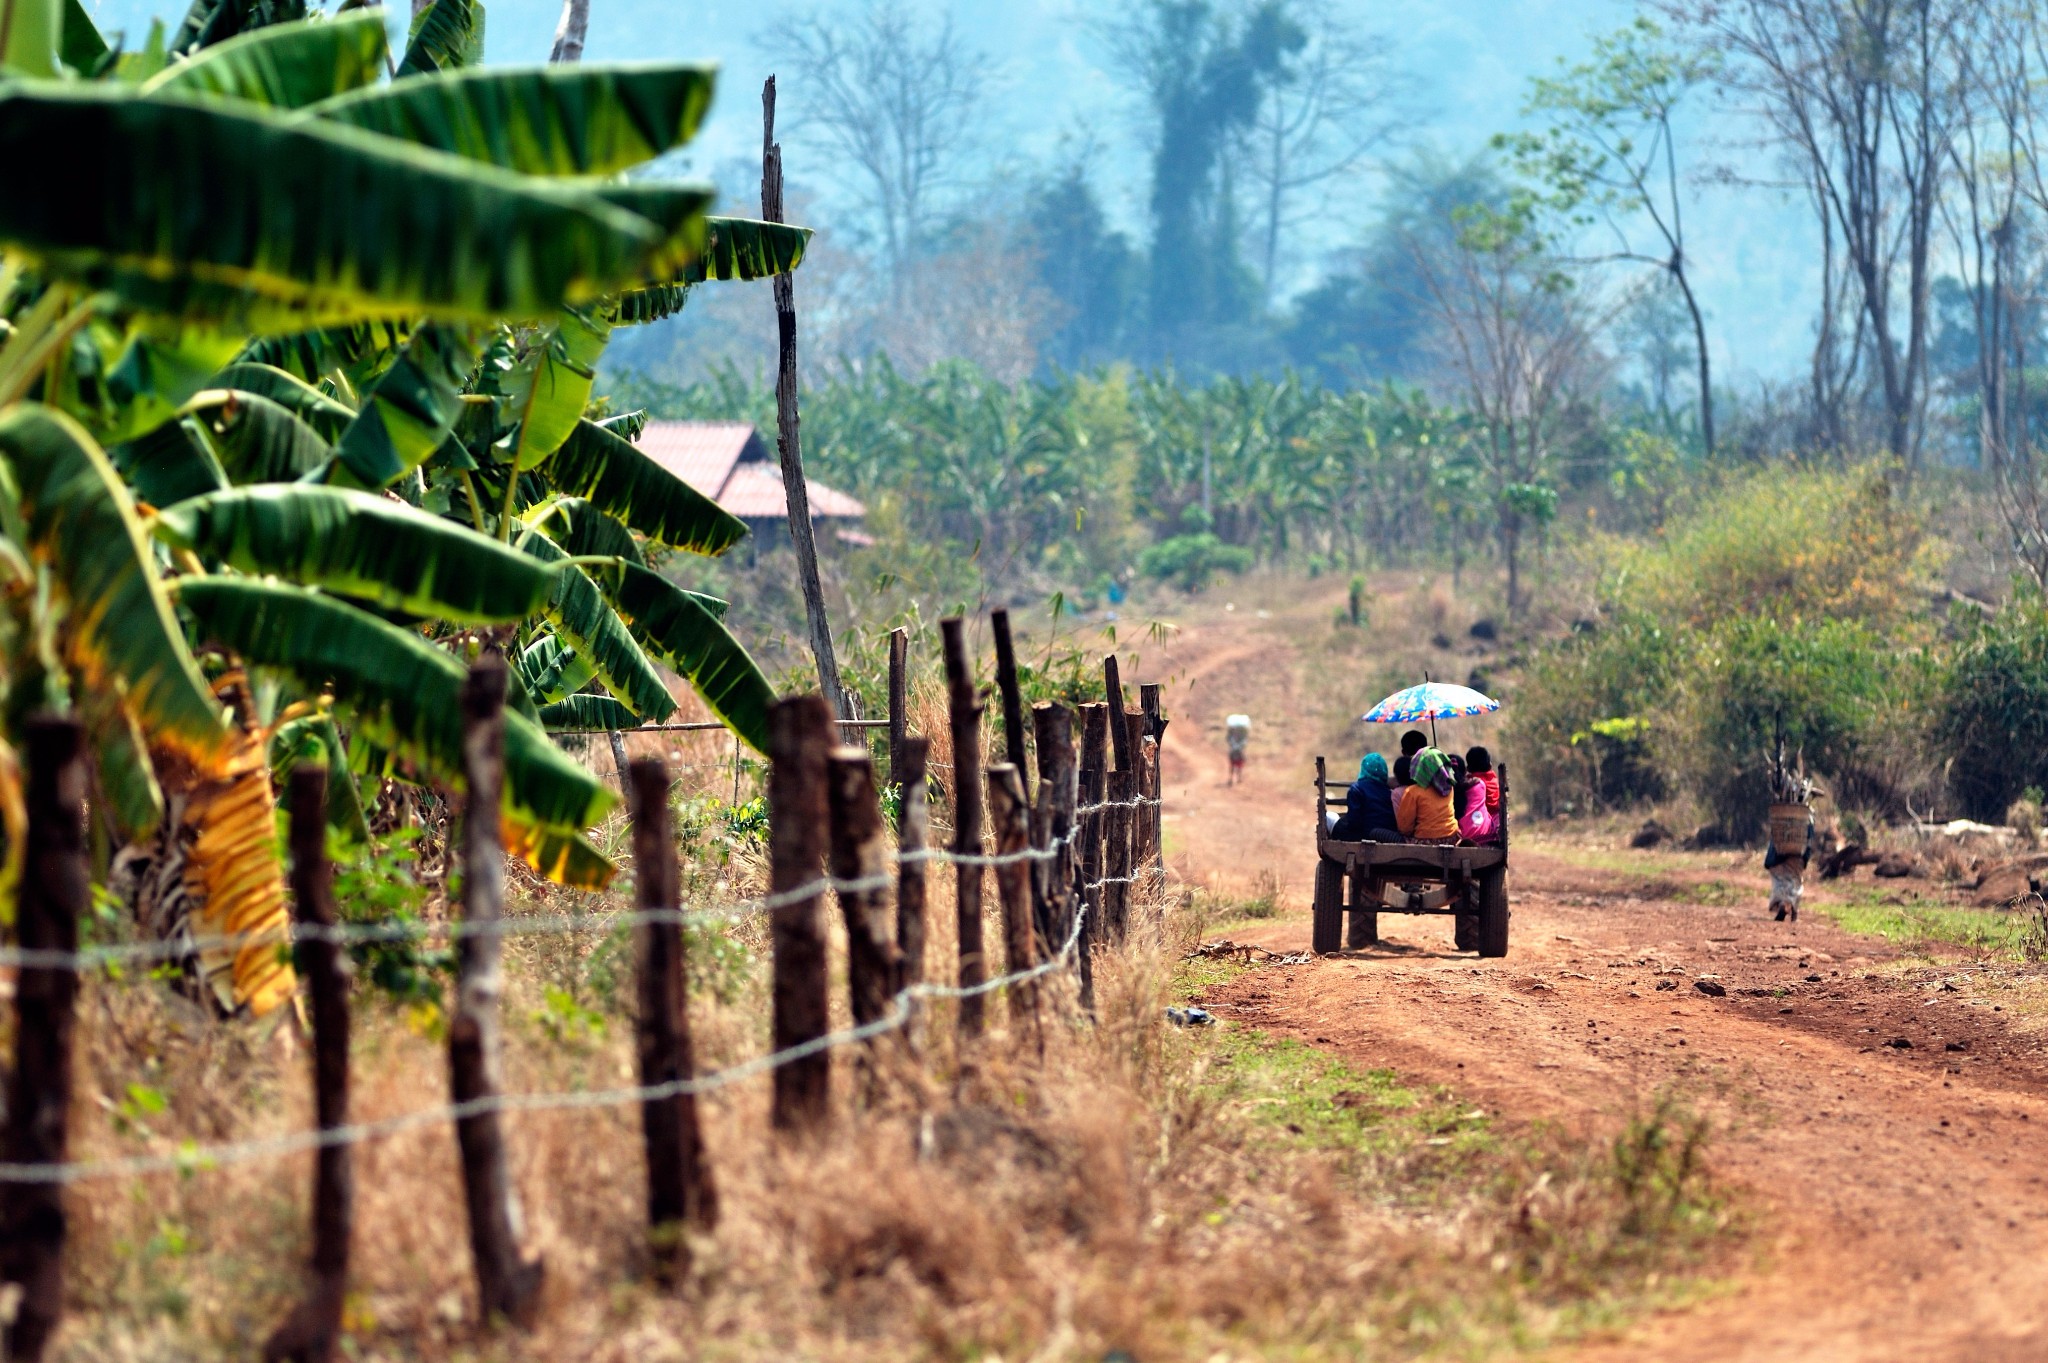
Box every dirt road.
[1146,583,2048,1362]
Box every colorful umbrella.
[1361,681,1500,745]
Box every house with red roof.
[637,421,869,549]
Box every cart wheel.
[1477,867,1509,958]
[1312,860,1345,954]
[1347,873,1378,948]
[1453,906,1478,953]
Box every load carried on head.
[1225,713,1251,786]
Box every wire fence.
[0,903,1095,1188]
[0,793,1155,1187]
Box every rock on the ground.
[1630,820,1675,850]
[1873,853,1924,879]
[1971,851,2048,906]
[1694,979,1728,997]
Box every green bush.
[1670,615,1900,837]
[1940,590,2048,821]
[1510,611,1678,815]
[1137,532,1254,591]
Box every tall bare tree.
[1671,0,1970,468]
[1497,18,1720,455]
[759,0,987,298]
[1410,207,1606,615]
[548,0,588,63]
[1233,4,1403,305]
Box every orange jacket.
[1396,783,1458,840]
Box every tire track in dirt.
[1154,589,2048,1361]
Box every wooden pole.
[1124,706,1150,893]
[986,764,1037,1022]
[450,656,544,1326]
[990,608,1029,790]
[0,717,87,1363]
[827,748,900,1034]
[1105,768,1135,944]
[887,625,909,792]
[629,756,717,1273]
[940,617,986,1039]
[1103,655,1132,776]
[1140,683,1166,875]
[1076,702,1108,1010]
[762,77,846,718]
[607,730,630,791]
[263,766,353,1363]
[1029,702,1075,960]
[1136,734,1161,897]
[895,736,929,989]
[768,696,835,1130]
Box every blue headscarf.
[1358,753,1389,784]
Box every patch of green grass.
[1814,894,2041,960]
[1203,1027,1493,1161]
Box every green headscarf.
[1358,753,1389,783]
[1413,747,1451,794]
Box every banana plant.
[0,0,813,1009]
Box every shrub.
[1939,590,2048,821]
[1668,615,1904,838]
[1510,611,1679,815]
[1137,532,1254,591]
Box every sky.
[88,0,1825,382]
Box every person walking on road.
[1226,714,1250,786]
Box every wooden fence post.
[940,617,987,1039]
[0,717,87,1363]
[1103,655,1132,776]
[1029,702,1075,960]
[986,764,1037,1025]
[1136,735,1161,898]
[827,749,900,1038]
[1140,684,1166,877]
[450,656,544,1327]
[1077,702,1108,1010]
[768,696,834,1131]
[264,766,353,1363]
[1105,768,1135,943]
[629,757,716,1275]
[896,736,929,989]
[991,608,1029,790]
[887,626,909,792]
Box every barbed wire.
[0,903,1096,1186]
[0,794,1157,973]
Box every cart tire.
[1313,860,1345,955]
[1453,909,1478,952]
[1478,868,1509,958]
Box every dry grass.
[32,759,1734,1362]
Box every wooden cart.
[1311,756,1511,957]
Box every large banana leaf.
[59,0,106,72]
[181,721,296,1017]
[191,388,333,482]
[81,685,164,841]
[100,325,248,445]
[2,0,61,75]
[396,0,483,77]
[141,11,386,109]
[610,282,688,327]
[157,484,559,624]
[268,710,370,843]
[687,217,812,282]
[234,320,413,389]
[169,0,305,57]
[516,629,593,703]
[305,62,716,178]
[613,562,771,752]
[176,577,617,833]
[537,692,637,732]
[113,412,228,509]
[543,418,745,555]
[0,88,679,327]
[505,308,607,472]
[516,526,675,720]
[207,363,355,441]
[330,324,475,487]
[531,495,644,566]
[0,404,227,758]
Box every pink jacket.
[1458,779,1498,841]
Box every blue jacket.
[1335,777,1399,839]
